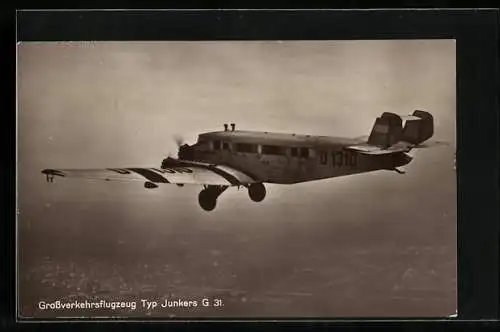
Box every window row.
[211,140,310,158]
[209,140,357,167]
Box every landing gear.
[198,185,228,211]
[248,183,266,202]
[199,190,216,211]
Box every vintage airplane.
[42,110,443,211]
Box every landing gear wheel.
[248,183,266,202]
[198,190,217,211]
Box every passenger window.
[290,147,298,157]
[213,140,221,150]
[236,143,258,153]
[300,147,309,158]
[222,142,230,151]
[262,145,284,155]
[319,151,327,164]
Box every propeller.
[173,134,185,148]
[160,135,182,161]
[162,134,186,158]
[163,134,193,160]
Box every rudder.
[367,112,403,148]
[401,110,434,145]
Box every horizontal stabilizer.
[347,138,449,156]
[414,140,450,148]
[346,141,413,155]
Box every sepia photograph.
[17,40,457,319]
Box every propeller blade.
[173,134,185,147]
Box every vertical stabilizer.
[401,110,434,145]
[367,112,403,148]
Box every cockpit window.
[195,140,210,150]
[262,145,285,155]
[236,143,258,153]
[213,140,221,150]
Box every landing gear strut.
[248,183,266,202]
[198,185,228,211]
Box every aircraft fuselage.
[178,129,412,185]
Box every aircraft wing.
[41,163,258,187]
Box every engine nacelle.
[144,181,159,189]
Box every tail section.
[347,110,443,156]
[401,110,434,145]
[367,110,434,148]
